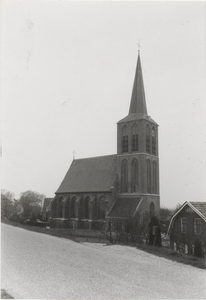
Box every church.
[49,51,160,230]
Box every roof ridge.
[190,201,206,204]
[73,154,117,162]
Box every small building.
[41,198,52,222]
[167,201,206,256]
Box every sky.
[2,1,206,209]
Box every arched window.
[58,197,64,218]
[64,197,70,219]
[121,159,128,193]
[146,125,150,154]
[147,159,151,193]
[98,196,106,219]
[131,159,139,193]
[152,161,157,194]
[71,196,76,218]
[150,202,155,217]
[152,127,156,155]
[84,196,90,219]
[122,126,128,153]
[132,124,138,152]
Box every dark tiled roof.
[107,197,142,219]
[56,154,117,193]
[190,202,206,219]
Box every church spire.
[129,51,148,115]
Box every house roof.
[42,198,53,212]
[167,201,206,235]
[107,197,143,219]
[190,202,206,219]
[56,154,117,194]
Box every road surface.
[1,223,206,299]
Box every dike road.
[1,223,206,299]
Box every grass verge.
[136,243,206,270]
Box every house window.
[132,124,138,152]
[146,125,150,153]
[181,218,187,234]
[194,218,202,234]
[122,126,128,153]
[121,159,128,193]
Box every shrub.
[148,216,161,246]
[194,240,203,258]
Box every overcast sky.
[2,1,206,209]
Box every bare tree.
[97,211,150,245]
[160,207,173,219]
[96,219,127,244]
[125,211,150,244]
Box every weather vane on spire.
[72,150,76,160]
[137,39,141,52]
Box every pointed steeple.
[129,51,148,115]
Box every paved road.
[1,223,206,299]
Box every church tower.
[116,51,160,217]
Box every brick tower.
[116,51,160,217]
